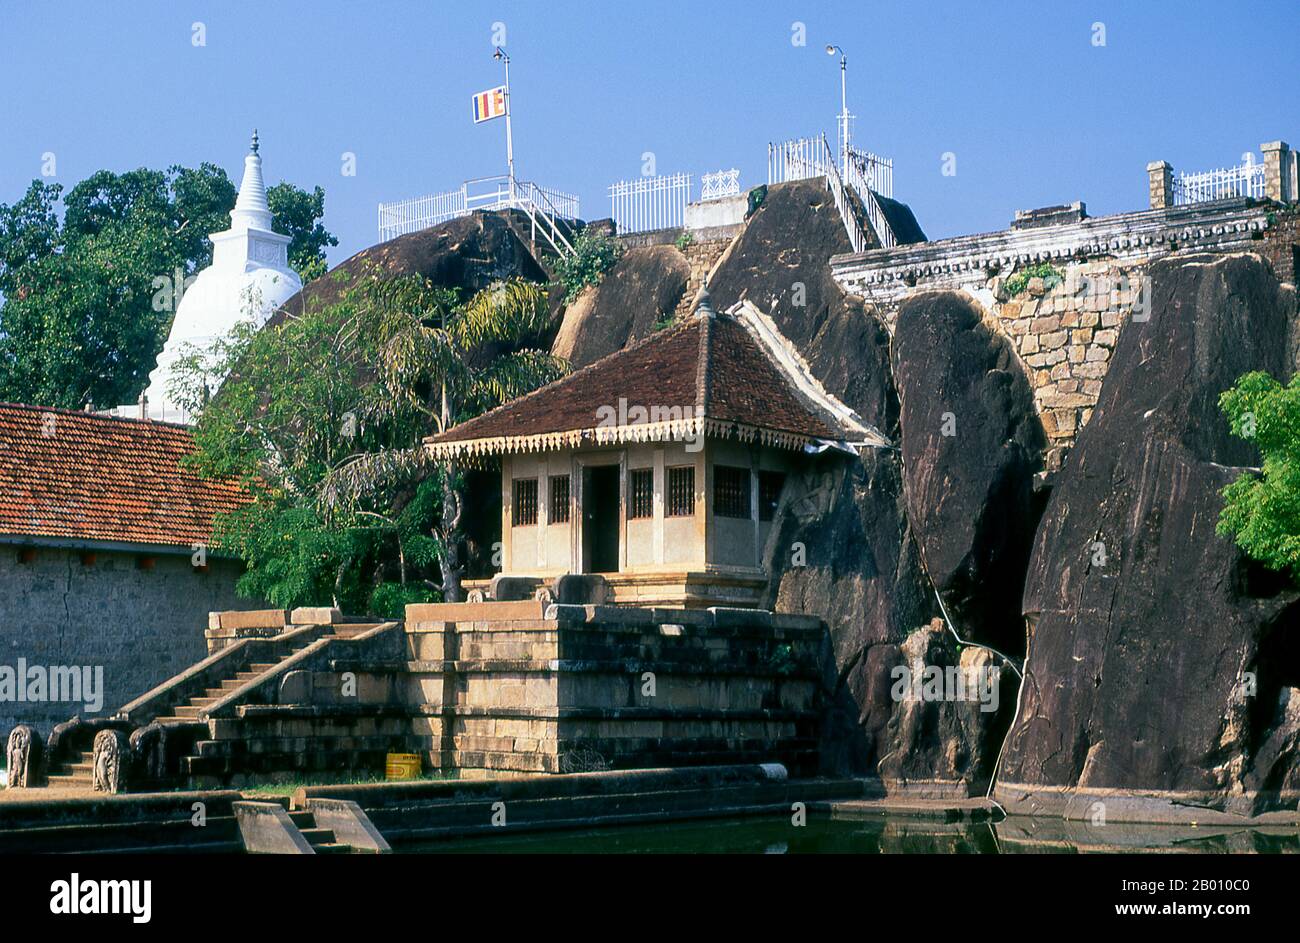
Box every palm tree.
[321,271,567,601]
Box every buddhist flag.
[472,86,507,123]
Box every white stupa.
[134,132,303,422]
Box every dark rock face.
[270,211,548,328]
[999,253,1300,812]
[726,180,939,778]
[551,245,688,367]
[875,620,1016,793]
[709,179,897,433]
[891,292,1046,656]
[766,452,935,775]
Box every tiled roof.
[427,309,849,457]
[0,403,248,549]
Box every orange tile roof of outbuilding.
[0,403,248,549]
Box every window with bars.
[549,475,570,524]
[713,465,751,519]
[758,470,787,522]
[667,465,695,517]
[512,478,538,526]
[629,468,654,519]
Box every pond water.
[396,814,1300,854]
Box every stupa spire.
[229,129,272,232]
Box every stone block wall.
[995,261,1145,469]
[0,546,246,735]
[403,600,825,778]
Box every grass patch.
[239,770,454,797]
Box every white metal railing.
[842,146,898,249]
[768,134,901,252]
[847,147,893,199]
[699,168,741,201]
[1173,159,1267,205]
[378,176,580,254]
[768,136,835,185]
[378,189,466,238]
[609,172,692,234]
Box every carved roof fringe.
[425,416,819,461]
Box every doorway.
[583,465,620,573]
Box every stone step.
[247,663,277,673]
[220,679,246,690]
[300,827,336,844]
[172,705,203,718]
[311,842,352,854]
[45,773,93,788]
[329,623,383,639]
[188,697,220,707]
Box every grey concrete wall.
[0,547,248,736]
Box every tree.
[180,270,565,612]
[0,166,335,409]
[268,182,337,282]
[323,273,566,602]
[1217,370,1300,580]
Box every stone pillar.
[1262,141,1293,203]
[1147,161,1173,209]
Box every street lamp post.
[825,44,849,175]
[493,46,515,201]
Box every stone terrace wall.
[403,600,826,778]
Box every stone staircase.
[496,207,579,280]
[287,809,352,854]
[44,748,95,789]
[36,612,400,792]
[151,644,316,725]
[234,798,391,854]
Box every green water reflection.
[397,814,1300,854]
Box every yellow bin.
[385,753,422,781]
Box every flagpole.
[494,47,515,202]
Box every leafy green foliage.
[1004,262,1063,297]
[1217,371,1300,579]
[674,230,694,251]
[553,229,624,301]
[181,271,566,611]
[0,166,335,409]
[267,182,337,283]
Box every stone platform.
[404,600,826,777]
[7,602,828,792]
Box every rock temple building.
[426,296,888,607]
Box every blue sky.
[2,0,1296,264]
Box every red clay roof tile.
[430,313,839,447]
[0,403,248,548]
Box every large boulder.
[998,252,1300,814]
[270,210,549,327]
[727,180,937,778]
[709,179,897,433]
[891,292,1047,656]
[735,185,934,775]
[766,451,936,775]
[551,245,689,367]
